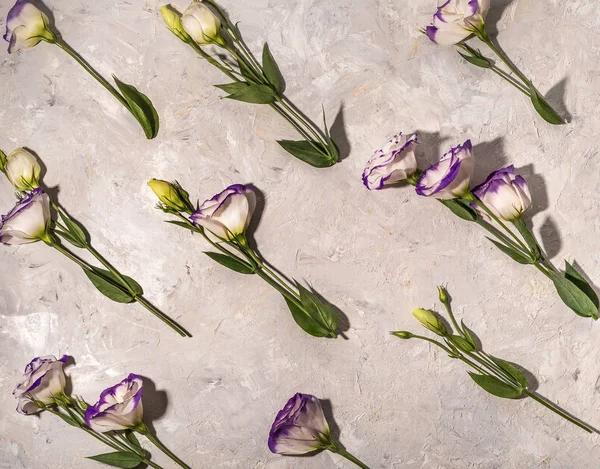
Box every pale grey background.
[1,0,600,468]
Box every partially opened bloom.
[13,355,68,414]
[160,5,190,43]
[3,0,56,53]
[190,184,256,239]
[181,1,223,46]
[425,0,490,46]
[416,140,474,200]
[362,132,419,190]
[85,374,144,432]
[148,178,191,212]
[269,393,331,455]
[412,308,447,336]
[472,165,532,221]
[4,148,41,191]
[0,188,51,245]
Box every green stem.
[188,40,240,83]
[243,247,300,300]
[330,446,371,469]
[489,65,532,97]
[139,428,191,469]
[523,390,593,433]
[54,41,130,111]
[475,218,529,256]
[48,241,93,271]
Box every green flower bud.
[412,308,447,337]
[391,331,414,339]
[437,285,448,304]
[160,5,191,43]
[148,179,190,212]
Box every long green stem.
[140,429,191,469]
[489,65,532,97]
[48,241,93,271]
[330,446,371,469]
[54,41,130,110]
[523,390,593,433]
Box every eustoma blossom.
[392,286,593,433]
[148,179,340,338]
[14,356,189,469]
[159,1,339,168]
[269,393,370,468]
[0,148,189,337]
[3,0,158,138]
[363,133,599,320]
[423,0,565,125]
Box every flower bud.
[160,5,191,43]
[412,308,447,336]
[5,148,41,191]
[437,285,448,304]
[181,1,224,46]
[391,331,414,339]
[148,179,190,212]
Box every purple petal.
[425,25,438,43]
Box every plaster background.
[1,0,600,467]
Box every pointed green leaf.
[284,297,333,338]
[203,251,255,274]
[214,82,250,95]
[512,217,541,259]
[237,59,255,81]
[55,230,87,249]
[277,140,335,168]
[165,220,195,230]
[321,106,340,164]
[295,283,338,336]
[125,431,142,450]
[448,334,475,353]
[485,237,533,264]
[113,76,160,139]
[565,261,599,309]
[489,355,528,388]
[60,212,88,246]
[83,268,142,304]
[56,412,80,427]
[548,270,598,319]
[460,320,478,350]
[528,83,565,125]
[457,51,491,68]
[440,199,478,222]
[468,373,523,399]
[262,43,284,95]
[224,83,277,104]
[86,451,142,468]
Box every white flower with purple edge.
[190,184,256,239]
[472,165,532,221]
[13,355,68,415]
[0,188,51,245]
[425,0,490,46]
[3,0,56,54]
[416,139,475,200]
[181,1,223,46]
[362,132,419,190]
[85,374,144,432]
[268,393,331,455]
[5,147,41,191]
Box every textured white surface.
[1,0,600,468]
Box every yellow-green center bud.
[148,179,188,212]
[412,308,447,337]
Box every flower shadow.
[139,376,169,437]
[471,137,509,186]
[484,0,515,40]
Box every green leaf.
[460,320,478,350]
[548,270,599,319]
[55,229,87,249]
[214,82,250,95]
[56,412,80,427]
[458,51,492,68]
[467,373,523,399]
[204,251,255,274]
[528,83,565,125]
[86,451,142,468]
[485,237,533,264]
[564,261,599,309]
[237,59,255,81]
[224,83,277,104]
[284,297,334,338]
[294,283,339,337]
[277,140,335,168]
[489,355,528,388]
[448,334,475,353]
[440,199,478,222]
[60,213,88,246]
[113,76,160,139]
[166,220,195,230]
[262,43,284,95]
[83,268,143,304]
[125,431,142,450]
[321,106,340,164]
[512,217,541,259]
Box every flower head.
[4,148,41,191]
[425,0,490,46]
[412,308,447,336]
[190,184,256,239]
[13,355,68,415]
[160,5,191,42]
[3,0,56,53]
[472,165,532,221]
[148,178,191,213]
[181,1,223,46]
[362,132,419,190]
[85,374,144,432]
[416,139,474,200]
[269,393,331,455]
[0,188,51,245]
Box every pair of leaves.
[285,283,339,338]
[528,82,565,126]
[113,76,160,139]
[485,237,533,265]
[469,356,527,399]
[549,262,599,319]
[457,49,492,69]
[84,267,143,304]
[87,451,142,468]
[216,82,278,104]
[55,212,88,249]
[440,199,478,222]
[204,251,255,274]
